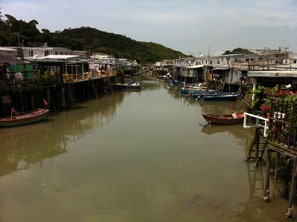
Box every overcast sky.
[1,0,297,56]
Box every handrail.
[243,112,269,137]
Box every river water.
[0,79,292,221]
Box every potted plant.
[259,98,271,117]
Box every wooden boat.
[167,79,181,87]
[0,108,50,127]
[201,92,240,101]
[202,112,244,125]
[116,81,144,90]
[180,83,209,94]
[187,90,217,100]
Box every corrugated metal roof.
[27,55,82,63]
[248,70,297,77]
[0,54,23,64]
[184,64,204,69]
[43,55,80,60]
[0,47,17,52]
[212,65,229,70]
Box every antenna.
[12,32,26,47]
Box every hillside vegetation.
[223,48,253,55]
[0,13,187,64]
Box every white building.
[4,45,87,60]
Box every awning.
[248,70,297,78]
[184,64,204,69]
[212,66,229,71]
[0,54,23,65]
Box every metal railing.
[243,112,269,137]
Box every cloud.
[1,0,297,55]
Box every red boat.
[0,108,50,127]
[202,112,244,125]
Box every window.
[29,50,33,57]
[45,51,49,56]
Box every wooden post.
[46,88,50,109]
[286,157,297,219]
[31,91,35,109]
[255,128,260,161]
[61,87,66,107]
[19,90,24,112]
[264,148,271,202]
[246,128,260,161]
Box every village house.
[155,48,297,91]
[17,44,88,59]
[0,45,142,83]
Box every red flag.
[10,107,18,119]
[11,107,17,115]
[43,98,48,106]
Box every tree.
[0,12,187,64]
[0,7,3,21]
[223,48,252,55]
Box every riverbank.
[0,75,118,116]
[0,80,289,222]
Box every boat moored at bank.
[0,108,50,127]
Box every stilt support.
[264,148,271,202]
[286,157,297,219]
[246,127,267,166]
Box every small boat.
[201,92,240,101]
[167,79,181,87]
[116,81,144,90]
[202,112,244,125]
[0,108,50,127]
[187,90,217,100]
[180,83,209,94]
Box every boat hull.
[202,92,240,101]
[202,112,244,125]
[0,108,50,127]
[116,82,144,90]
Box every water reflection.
[0,80,292,222]
[201,124,251,138]
[0,92,124,177]
[236,162,288,221]
[200,100,242,114]
[142,80,162,91]
[0,125,67,176]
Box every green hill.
[56,27,186,64]
[0,13,187,64]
